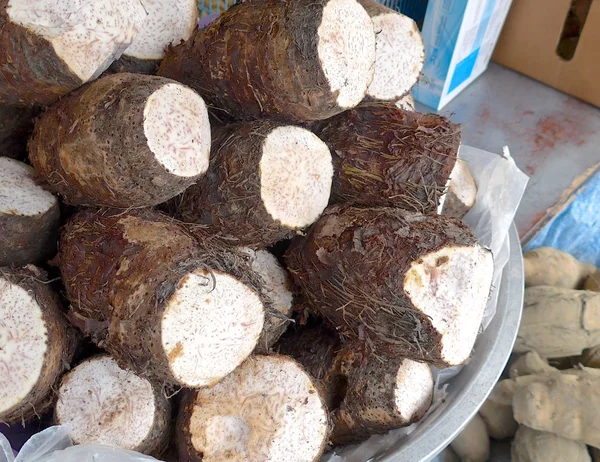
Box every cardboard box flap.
[494,0,600,107]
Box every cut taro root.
[278,326,433,445]
[358,0,425,101]
[59,209,267,388]
[0,266,75,424]
[168,121,333,247]
[332,350,434,445]
[285,205,494,368]
[0,105,38,160]
[177,355,329,462]
[110,0,199,74]
[314,103,460,213]
[0,158,60,267]
[441,159,478,218]
[29,73,211,208]
[396,93,415,111]
[276,323,345,409]
[55,355,170,455]
[238,248,294,352]
[159,0,376,123]
[0,0,147,106]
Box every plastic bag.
[0,426,161,462]
[323,145,528,462]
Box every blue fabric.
[525,169,600,266]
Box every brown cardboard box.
[493,0,600,107]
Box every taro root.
[55,355,171,456]
[285,205,494,368]
[277,322,346,409]
[158,0,376,123]
[0,265,75,424]
[29,73,211,208]
[168,120,333,247]
[109,0,198,75]
[177,355,329,462]
[279,326,433,445]
[358,0,424,101]
[0,158,60,266]
[59,209,270,388]
[0,0,147,106]
[314,103,460,213]
[331,350,434,445]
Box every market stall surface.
[418,62,600,242]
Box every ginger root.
[479,351,556,440]
[585,271,600,292]
[491,368,600,449]
[450,414,490,462]
[512,426,591,462]
[514,286,600,358]
[512,372,600,448]
[479,399,518,440]
[509,351,557,378]
[524,247,596,289]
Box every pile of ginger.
[442,247,600,462]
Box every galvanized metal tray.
[377,224,524,462]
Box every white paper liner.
[323,145,528,462]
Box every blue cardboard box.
[412,0,514,110]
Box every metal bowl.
[376,224,524,462]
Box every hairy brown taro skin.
[59,208,198,343]
[277,323,346,409]
[159,0,368,123]
[0,200,60,267]
[29,73,203,208]
[108,55,160,76]
[0,0,83,106]
[168,121,306,248]
[285,205,486,368]
[314,103,460,213]
[0,266,76,424]
[59,208,267,385]
[175,391,201,462]
[278,327,431,445]
[331,350,431,445]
